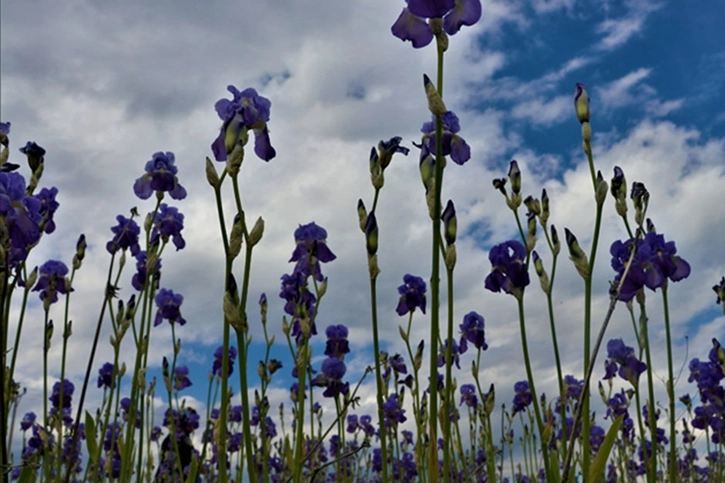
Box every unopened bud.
[441,200,457,246]
[228,214,243,260]
[540,189,550,226]
[550,225,560,256]
[595,171,608,206]
[508,160,521,195]
[444,244,457,270]
[574,83,590,124]
[423,74,447,117]
[532,251,550,294]
[205,157,220,188]
[365,212,378,256]
[565,228,590,279]
[248,216,264,246]
[357,199,368,232]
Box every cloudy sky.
[2,0,725,464]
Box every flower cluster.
[688,338,725,443]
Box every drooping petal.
[443,0,482,35]
[254,127,276,161]
[449,135,471,165]
[133,175,153,200]
[391,8,434,48]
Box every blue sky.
[2,0,725,461]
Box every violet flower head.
[376,136,410,171]
[211,85,276,162]
[437,337,468,369]
[152,203,186,251]
[324,324,350,358]
[289,222,336,281]
[460,384,478,408]
[316,357,349,398]
[154,288,186,327]
[173,366,193,392]
[485,240,530,297]
[392,0,482,48]
[20,412,36,431]
[107,215,141,256]
[97,362,115,389]
[396,274,427,316]
[50,379,75,410]
[643,231,690,283]
[603,338,646,386]
[32,260,72,304]
[34,187,59,234]
[419,111,471,165]
[459,310,487,350]
[133,151,186,200]
[0,121,9,145]
[0,172,42,261]
[383,393,407,427]
[132,250,162,291]
[212,345,237,377]
[512,380,532,415]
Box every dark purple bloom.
[564,374,584,401]
[396,274,427,315]
[460,384,478,407]
[132,250,162,291]
[154,288,186,326]
[211,86,276,162]
[34,187,59,234]
[289,222,336,281]
[603,338,646,386]
[212,345,237,377]
[392,0,482,48]
[315,357,349,398]
[324,324,350,358]
[437,337,467,369]
[173,366,193,391]
[346,414,358,433]
[459,310,487,350]
[50,379,74,410]
[97,362,114,389]
[20,412,36,431]
[512,380,532,415]
[32,260,72,304]
[0,121,9,139]
[376,136,410,170]
[383,393,407,427]
[152,203,185,251]
[19,141,45,171]
[133,151,186,200]
[0,172,42,261]
[106,215,141,256]
[643,231,690,282]
[485,240,530,297]
[419,111,471,165]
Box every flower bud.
[205,156,220,188]
[318,277,328,298]
[368,254,380,280]
[484,384,495,416]
[574,83,590,124]
[713,277,725,314]
[248,216,265,246]
[26,266,38,289]
[420,154,435,192]
[492,178,507,196]
[581,122,592,143]
[357,199,368,233]
[611,166,628,217]
[378,136,409,170]
[526,212,537,252]
[524,196,541,217]
[646,218,656,234]
[532,250,550,294]
[595,171,608,206]
[444,244,457,270]
[441,200,457,246]
[369,146,380,176]
[565,228,590,279]
[631,182,649,226]
[551,225,560,256]
[365,212,378,256]
[423,74,447,117]
[228,214,244,260]
[508,160,521,195]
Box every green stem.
[639,300,657,483]
[660,286,678,482]
[369,276,389,483]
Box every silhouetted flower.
[459,311,487,350]
[603,339,646,386]
[34,187,59,234]
[0,172,41,261]
[512,381,532,415]
[396,274,427,315]
[33,260,72,304]
[20,412,36,431]
[154,288,186,326]
[324,324,350,358]
[152,203,186,250]
[19,141,45,172]
[50,379,74,410]
[173,366,193,391]
[383,394,407,427]
[289,222,336,281]
[97,362,114,389]
[460,384,478,408]
[132,250,162,291]
[133,151,186,200]
[212,345,237,377]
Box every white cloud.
[594,0,663,51]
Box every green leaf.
[587,415,624,483]
[85,411,99,466]
[17,464,35,483]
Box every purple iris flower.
[106,215,141,256]
[643,231,690,282]
[460,383,478,407]
[437,337,467,369]
[419,111,471,165]
[324,324,350,358]
[173,366,193,391]
[392,0,482,48]
[512,380,532,415]
[0,172,42,261]
[154,288,186,326]
[316,357,349,398]
[19,141,46,171]
[396,274,427,315]
[383,394,407,427]
[603,339,646,386]
[20,412,36,431]
[34,187,59,234]
[152,203,185,251]
[211,345,237,377]
[32,260,72,304]
[132,250,162,291]
[50,379,75,410]
[133,151,186,200]
[211,85,276,162]
[485,240,530,297]
[289,222,337,281]
[0,121,10,139]
[97,362,115,389]
[459,310,487,350]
